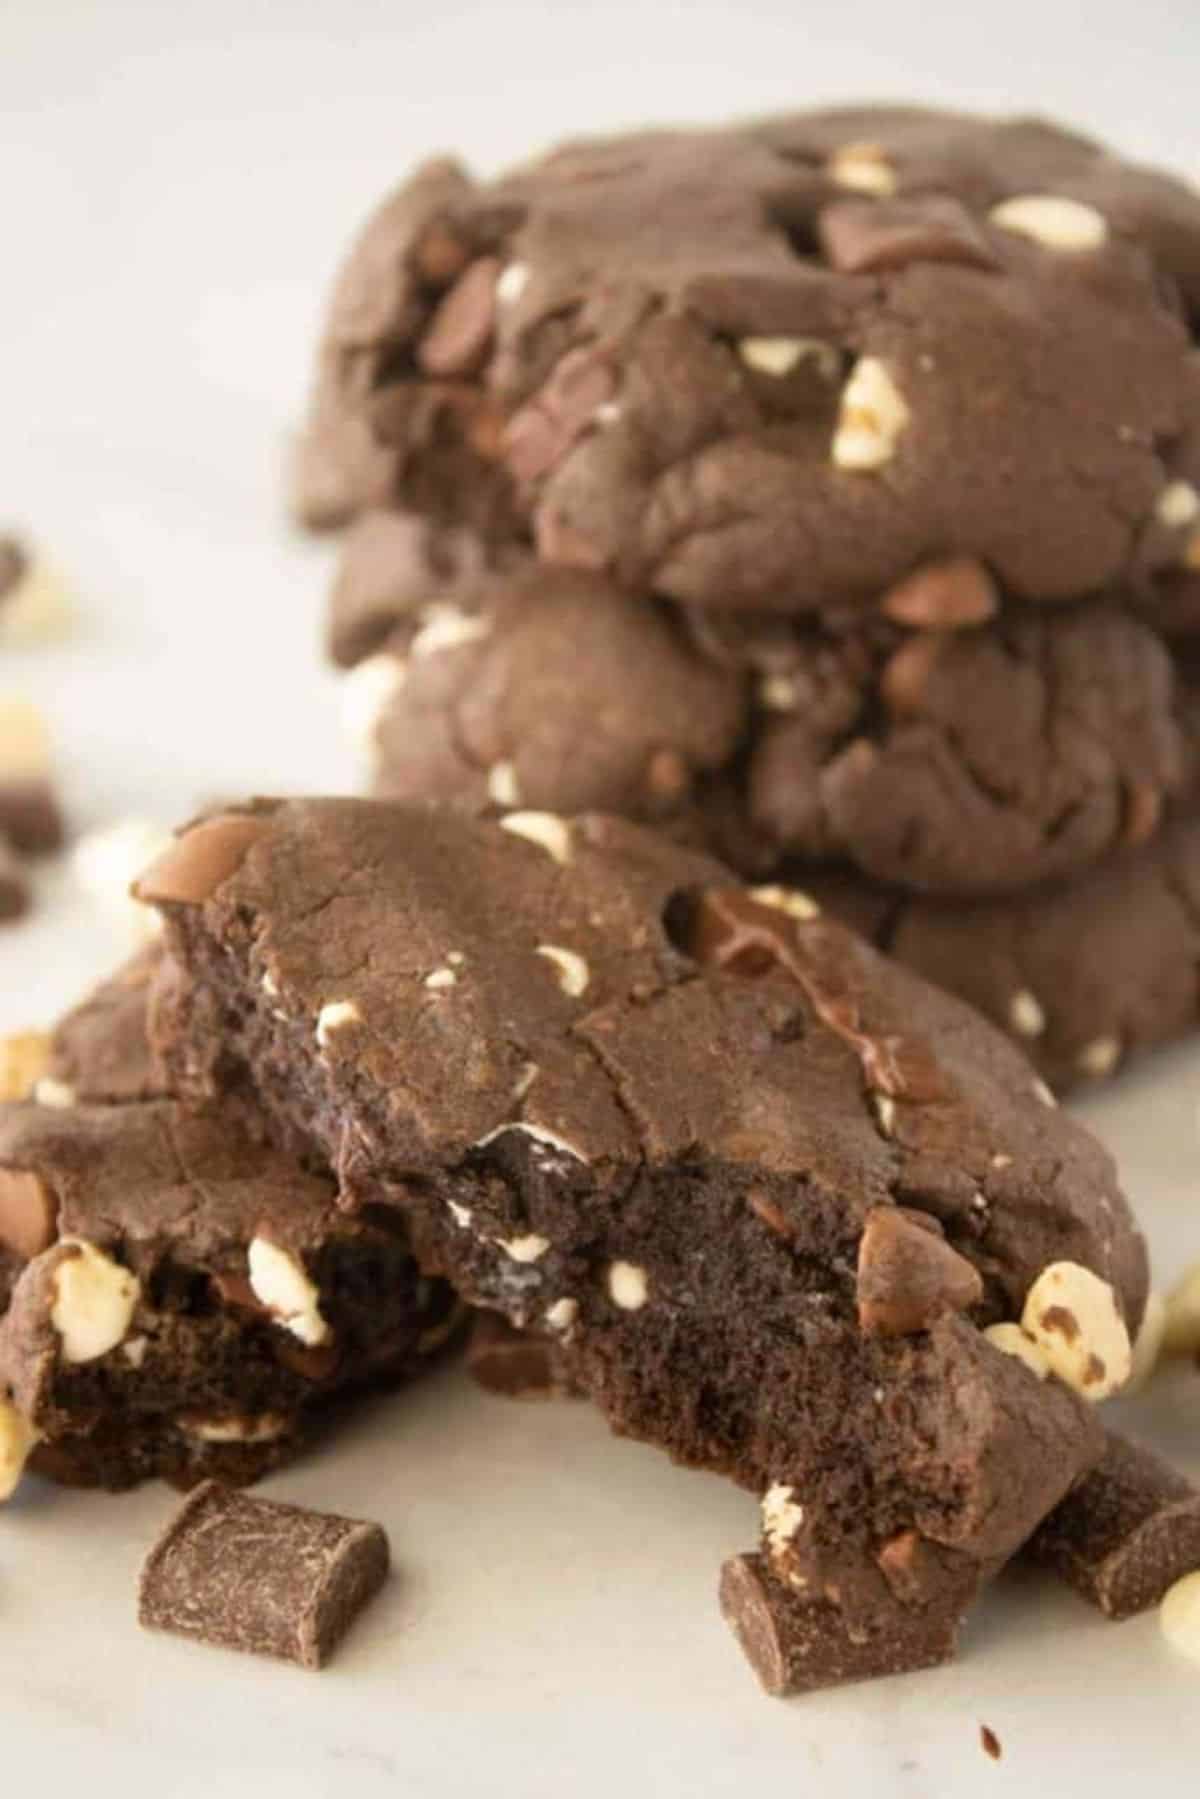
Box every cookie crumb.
[979,1724,1002,1761]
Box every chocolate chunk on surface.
[145,798,1151,1689]
[1029,1432,1200,1619]
[719,1548,976,1697]
[138,1480,389,1667]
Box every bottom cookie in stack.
[0,951,459,1499]
[804,812,1200,1094]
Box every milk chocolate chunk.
[1029,1432,1200,1619]
[146,798,1151,1693]
[134,812,271,906]
[138,1481,389,1668]
[856,1206,984,1336]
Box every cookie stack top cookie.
[296,107,1200,895]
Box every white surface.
[4,2,1200,1792]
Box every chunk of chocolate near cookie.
[0,947,457,1498]
[139,1481,389,1668]
[139,799,1149,1693]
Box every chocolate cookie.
[45,945,171,1106]
[0,957,457,1499]
[138,799,1148,1691]
[807,811,1200,1091]
[358,542,1192,895]
[294,108,1200,631]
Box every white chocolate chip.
[545,1297,578,1331]
[0,695,52,780]
[447,951,465,966]
[1164,1259,1200,1356]
[339,652,407,749]
[50,1239,141,1364]
[410,604,492,660]
[990,1152,1014,1170]
[536,944,590,998]
[122,1335,148,1369]
[447,1200,473,1230]
[315,999,361,1048]
[1076,1036,1121,1079]
[1009,989,1046,1039]
[749,884,821,922]
[1161,1570,1200,1666]
[495,262,530,306]
[737,336,840,380]
[873,1093,896,1137]
[1125,1291,1168,1394]
[179,1413,288,1444]
[499,810,572,865]
[71,818,171,942]
[33,1076,76,1109]
[497,1234,550,1263]
[474,1119,587,1161]
[827,141,897,196]
[511,1062,540,1102]
[0,1031,52,1101]
[0,1399,38,1501]
[607,1260,648,1310]
[832,357,910,471]
[1156,481,1200,530]
[487,761,521,807]
[983,1321,1051,1380]
[424,967,458,990]
[261,971,279,999]
[594,401,622,426]
[247,1237,330,1348]
[1032,1077,1058,1108]
[761,1482,806,1552]
[989,194,1108,252]
[759,673,799,712]
[1021,1260,1132,1400]
[0,547,72,646]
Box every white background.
[3,2,1200,1792]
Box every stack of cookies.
[294,105,1200,1093]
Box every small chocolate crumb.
[980,1724,1002,1761]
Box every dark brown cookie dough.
[806,811,1200,1091]
[295,107,1200,626]
[138,799,1148,1691]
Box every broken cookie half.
[138,798,1151,1694]
[0,950,459,1497]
